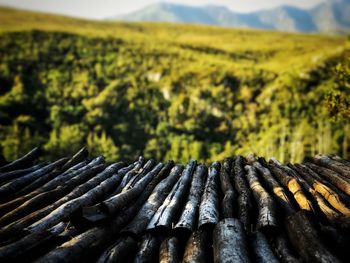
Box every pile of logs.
[0,147,349,263]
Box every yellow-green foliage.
[0,7,349,162]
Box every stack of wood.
[0,148,349,263]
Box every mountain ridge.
[112,1,350,33]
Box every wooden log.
[122,164,182,236]
[270,232,300,263]
[0,160,89,217]
[182,228,210,263]
[35,160,172,263]
[330,155,350,168]
[286,210,341,263]
[232,156,253,231]
[0,147,41,173]
[0,163,47,185]
[175,164,207,232]
[314,154,350,180]
[133,234,159,263]
[97,162,164,215]
[198,162,220,228]
[306,162,350,195]
[147,160,196,232]
[59,147,89,172]
[0,157,68,199]
[24,162,126,233]
[268,159,313,212]
[159,237,180,263]
[293,164,350,216]
[108,157,145,197]
[96,235,138,263]
[249,158,296,216]
[252,232,279,263]
[213,218,251,263]
[219,158,237,219]
[0,222,68,261]
[0,163,106,242]
[244,165,278,232]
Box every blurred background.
[0,0,349,163]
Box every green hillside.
[0,7,349,163]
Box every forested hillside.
[0,7,349,163]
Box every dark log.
[293,164,350,216]
[35,160,173,263]
[108,157,145,197]
[306,162,350,195]
[96,235,138,263]
[198,162,220,228]
[0,163,47,185]
[219,158,237,219]
[249,158,296,216]
[147,160,196,231]
[175,164,207,232]
[0,147,41,173]
[0,157,68,199]
[98,162,164,215]
[213,218,251,263]
[271,232,300,263]
[0,160,89,217]
[330,155,350,168]
[182,228,210,263]
[232,156,253,231]
[159,237,180,263]
[122,164,182,236]
[0,163,106,242]
[59,147,89,172]
[0,222,70,261]
[133,234,159,263]
[24,162,125,233]
[314,154,350,180]
[244,165,278,232]
[252,232,279,263]
[268,159,313,212]
[286,210,341,263]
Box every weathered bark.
[314,154,350,180]
[219,158,237,219]
[0,147,41,173]
[0,222,68,261]
[213,218,251,263]
[244,165,278,232]
[288,164,343,223]
[24,162,125,233]
[306,162,350,195]
[0,163,46,185]
[133,234,159,263]
[252,232,279,263]
[293,164,350,216]
[122,164,182,236]
[232,156,253,231]
[268,159,313,212]
[0,157,68,199]
[59,147,89,172]
[0,160,89,217]
[96,235,138,263]
[330,155,350,168]
[97,162,164,216]
[0,163,106,242]
[35,160,172,263]
[271,232,300,263]
[147,160,196,232]
[182,228,210,263]
[159,237,180,263]
[286,210,341,263]
[175,164,207,232]
[251,159,296,216]
[198,162,220,228]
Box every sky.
[0,0,326,19]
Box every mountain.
[113,1,350,33]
